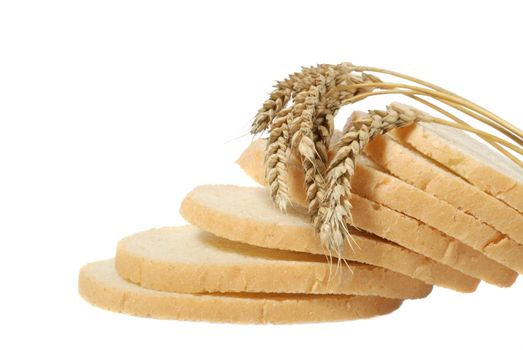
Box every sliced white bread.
[366,134,523,245]
[116,226,432,299]
[238,140,518,285]
[357,155,523,275]
[79,260,402,324]
[390,117,523,213]
[180,185,480,292]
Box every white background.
[1,1,522,349]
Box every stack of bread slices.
[79,116,522,324]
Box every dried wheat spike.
[291,78,325,203]
[265,65,333,211]
[251,79,293,134]
[256,68,321,210]
[312,66,341,167]
[289,67,340,219]
[317,104,431,253]
[305,68,382,226]
[265,107,292,211]
[314,67,382,166]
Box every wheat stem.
[409,96,523,158]
[337,82,523,141]
[340,88,523,146]
[431,119,523,167]
[354,65,523,138]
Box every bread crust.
[79,260,403,324]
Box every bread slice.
[366,134,523,245]
[391,119,523,213]
[116,226,432,299]
[357,155,523,275]
[180,185,480,292]
[79,260,402,324]
[237,140,518,285]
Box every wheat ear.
[255,68,322,210]
[289,72,330,216]
[265,65,334,211]
[310,70,383,231]
[251,80,293,134]
[314,68,382,164]
[264,107,292,210]
[317,104,431,251]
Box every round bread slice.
[391,114,523,213]
[237,139,518,286]
[366,133,523,245]
[79,260,402,324]
[180,185,480,293]
[116,226,432,299]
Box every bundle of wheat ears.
[79,62,523,324]
[251,62,523,256]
